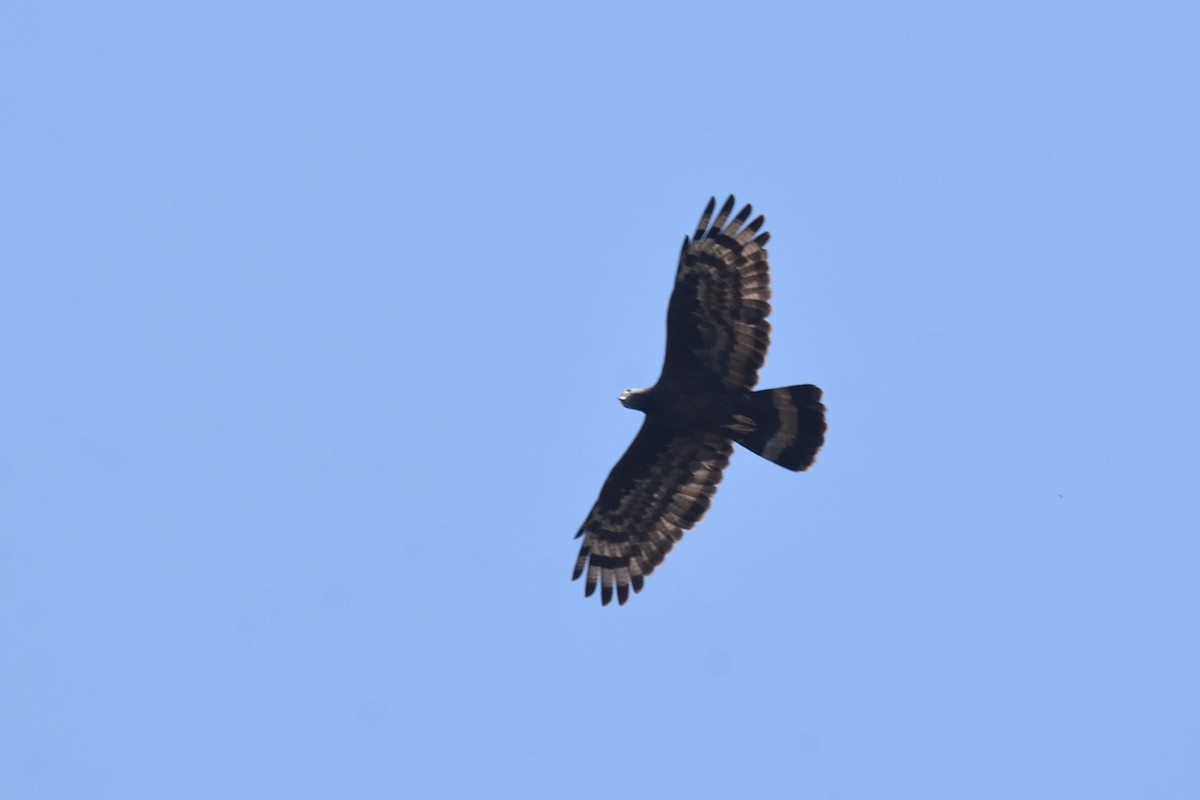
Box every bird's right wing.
[573,421,732,605]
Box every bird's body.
[573,196,827,605]
[620,386,736,429]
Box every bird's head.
[619,387,651,410]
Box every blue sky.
[3,2,1198,798]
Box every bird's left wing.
[660,195,773,393]
[573,421,733,605]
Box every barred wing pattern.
[572,196,822,606]
[573,422,732,606]
[662,196,772,393]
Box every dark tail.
[730,385,826,471]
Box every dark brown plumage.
[573,197,827,605]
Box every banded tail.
[730,385,826,471]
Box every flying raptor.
[573,196,827,605]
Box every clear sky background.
[3,2,1198,798]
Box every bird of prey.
[573,196,826,605]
